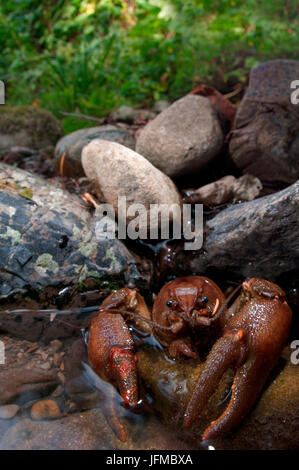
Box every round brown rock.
[31,400,61,420]
[136,95,224,178]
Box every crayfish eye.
[202,296,209,304]
[166,300,173,307]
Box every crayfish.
[87,276,292,442]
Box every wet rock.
[54,125,136,177]
[137,347,299,449]
[0,163,153,302]
[178,181,299,279]
[110,106,156,123]
[0,407,193,450]
[229,60,299,184]
[136,95,224,178]
[0,106,62,156]
[81,140,182,232]
[4,343,295,449]
[0,404,20,419]
[31,399,61,420]
[0,368,57,405]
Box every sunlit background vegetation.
[0,0,298,132]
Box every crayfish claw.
[88,312,139,441]
[202,360,265,441]
[184,330,248,429]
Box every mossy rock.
[137,347,299,450]
[0,162,152,302]
[0,106,63,154]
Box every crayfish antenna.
[183,330,248,430]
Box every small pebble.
[50,339,63,352]
[31,400,61,420]
[0,404,20,419]
[40,361,51,370]
[35,349,48,361]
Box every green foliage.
[0,0,297,132]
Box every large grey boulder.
[177,181,299,279]
[0,163,152,299]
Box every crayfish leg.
[168,338,199,359]
[100,288,134,311]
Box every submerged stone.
[137,346,298,450]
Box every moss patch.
[35,253,59,276]
[0,106,63,149]
[0,227,21,245]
